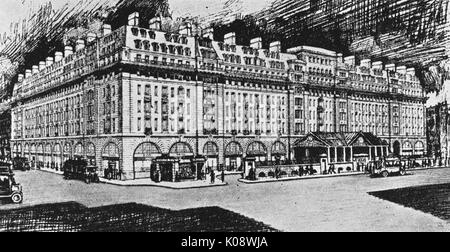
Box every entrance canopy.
[294,132,388,148]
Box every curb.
[239,172,366,184]
[98,180,229,190]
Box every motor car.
[372,157,406,178]
[0,163,23,204]
[12,157,31,171]
[63,159,99,184]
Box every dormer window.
[140,29,147,38]
[184,48,191,56]
[148,31,156,39]
[131,28,139,36]
[134,40,142,49]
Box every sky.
[0,0,273,35]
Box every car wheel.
[399,169,406,176]
[85,177,91,184]
[11,193,23,204]
[381,171,389,178]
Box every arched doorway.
[44,144,52,168]
[53,144,62,170]
[102,142,120,180]
[30,144,36,168]
[74,143,84,160]
[17,143,22,158]
[414,141,424,156]
[247,141,268,166]
[24,144,30,161]
[86,142,96,165]
[271,141,287,165]
[169,142,195,181]
[203,141,219,170]
[133,142,161,179]
[393,141,401,156]
[225,142,243,171]
[12,144,17,158]
[63,143,72,164]
[37,144,44,168]
[402,141,413,157]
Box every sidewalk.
[239,165,450,184]
[239,171,366,184]
[99,177,228,189]
[35,166,228,189]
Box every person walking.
[210,169,215,184]
[221,169,225,182]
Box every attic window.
[131,28,139,36]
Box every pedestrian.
[299,166,304,177]
[221,169,225,182]
[210,169,215,184]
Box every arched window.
[225,142,243,157]
[134,142,161,161]
[169,142,193,157]
[203,142,219,157]
[102,142,119,159]
[271,141,287,156]
[247,141,267,157]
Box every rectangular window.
[137,100,142,113]
[138,117,142,132]
[137,85,141,95]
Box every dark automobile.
[63,159,99,184]
[0,163,23,204]
[13,157,31,171]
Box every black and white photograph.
[0,0,449,237]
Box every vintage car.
[13,157,31,171]
[372,157,406,178]
[63,159,100,184]
[0,164,23,204]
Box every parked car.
[63,159,99,184]
[13,157,31,171]
[0,163,23,204]
[372,157,406,178]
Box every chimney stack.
[149,17,161,31]
[128,12,140,26]
[407,68,416,75]
[102,24,112,36]
[372,61,383,69]
[385,64,396,72]
[46,57,54,66]
[224,32,236,45]
[39,61,46,71]
[75,39,85,51]
[202,27,214,39]
[18,74,24,82]
[269,41,281,52]
[360,59,372,69]
[87,32,97,43]
[344,56,355,66]
[54,52,63,62]
[25,70,32,79]
[64,46,73,57]
[250,37,262,50]
[179,23,192,36]
[32,65,39,75]
[396,66,407,75]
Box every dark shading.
[0,202,278,232]
[369,183,450,221]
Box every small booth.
[244,157,257,180]
[152,154,207,182]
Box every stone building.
[7,12,427,181]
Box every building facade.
[427,102,450,164]
[7,13,427,181]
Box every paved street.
[2,168,450,231]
